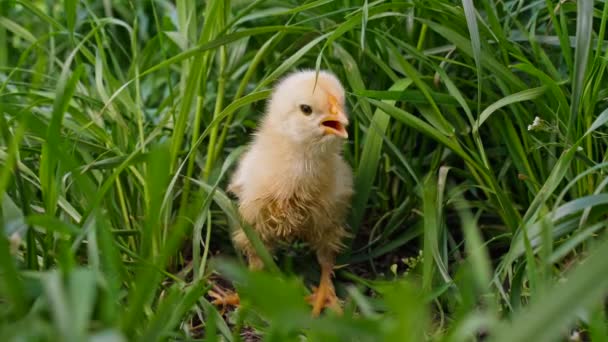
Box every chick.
[213,70,353,316]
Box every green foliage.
[1,0,607,340]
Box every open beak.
[320,108,349,139]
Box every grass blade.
[492,237,608,342]
[567,0,593,141]
[349,79,411,238]
[474,86,546,132]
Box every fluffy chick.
[222,70,353,316]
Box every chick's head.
[262,70,349,147]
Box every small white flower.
[528,116,547,132]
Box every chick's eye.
[300,104,313,115]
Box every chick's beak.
[321,104,349,139]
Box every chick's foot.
[306,265,343,316]
[208,284,240,314]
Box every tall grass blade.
[492,237,608,342]
[349,79,411,238]
[567,0,593,141]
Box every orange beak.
[321,97,349,139]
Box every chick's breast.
[228,142,353,261]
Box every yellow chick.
[213,70,353,316]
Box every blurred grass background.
[1,0,608,341]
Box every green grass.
[1,0,608,341]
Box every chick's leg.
[208,251,262,306]
[208,229,268,311]
[307,252,342,316]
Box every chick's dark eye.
[300,104,313,115]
